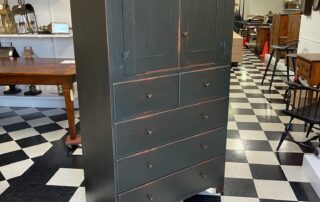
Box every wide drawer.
[114,75,179,121]
[180,67,229,105]
[117,127,226,192]
[118,156,225,202]
[115,98,229,158]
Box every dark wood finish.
[287,14,301,42]
[270,14,289,54]
[297,53,320,86]
[256,26,271,54]
[0,58,80,145]
[71,0,234,201]
[302,0,313,16]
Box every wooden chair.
[277,81,320,151]
[261,40,299,91]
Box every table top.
[0,58,76,76]
[297,53,320,62]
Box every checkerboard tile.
[0,49,319,201]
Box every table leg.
[63,83,81,146]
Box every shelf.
[0,33,73,38]
[283,8,302,11]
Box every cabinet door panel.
[123,0,178,75]
[180,0,219,67]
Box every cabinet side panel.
[70,0,116,201]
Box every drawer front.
[115,98,229,158]
[114,75,179,121]
[180,67,229,105]
[117,127,226,192]
[297,59,311,80]
[118,156,225,202]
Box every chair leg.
[292,57,297,76]
[262,49,274,85]
[277,117,294,151]
[286,51,290,81]
[269,51,279,91]
[306,123,314,138]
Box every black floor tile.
[184,195,221,202]
[20,112,46,121]
[229,98,249,103]
[225,150,248,163]
[232,109,255,115]
[49,113,68,122]
[275,152,304,166]
[249,164,287,181]
[16,135,48,148]
[243,140,273,151]
[3,122,31,133]
[0,133,13,143]
[237,122,262,130]
[290,182,320,202]
[0,150,29,167]
[34,123,63,134]
[0,111,18,119]
[245,94,265,98]
[250,103,273,110]
[257,115,282,123]
[224,178,258,198]
[227,130,240,139]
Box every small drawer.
[114,75,179,121]
[115,98,229,158]
[180,67,229,105]
[117,127,227,192]
[118,156,225,202]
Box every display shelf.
[0,33,73,38]
[283,8,302,11]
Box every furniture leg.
[292,57,296,75]
[277,117,294,151]
[286,51,290,81]
[269,51,279,91]
[261,49,274,85]
[306,123,314,138]
[63,83,81,146]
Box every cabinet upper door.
[180,0,221,67]
[122,0,179,75]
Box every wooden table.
[297,53,320,87]
[0,58,81,146]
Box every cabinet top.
[298,53,320,62]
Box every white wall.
[241,0,284,19]
[0,0,74,58]
[298,11,320,53]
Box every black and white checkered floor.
[0,49,319,201]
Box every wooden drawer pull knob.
[146,162,153,169]
[200,144,208,150]
[146,94,153,99]
[200,172,207,179]
[146,130,153,135]
[203,82,210,87]
[202,114,209,120]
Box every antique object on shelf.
[71,0,234,201]
[301,0,313,15]
[0,0,16,34]
[297,53,320,87]
[313,0,320,11]
[12,0,38,34]
[0,42,21,94]
[38,22,70,34]
[22,46,42,96]
[0,58,80,146]
[256,26,270,55]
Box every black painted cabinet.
[71,0,234,201]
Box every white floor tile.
[46,168,84,187]
[73,148,83,156]
[23,143,53,158]
[240,82,256,86]
[0,127,6,135]
[264,94,284,99]
[69,187,86,202]
[260,123,285,132]
[239,130,267,140]
[9,128,40,141]
[243,89,262,94]
[224,162,252,179]
[42,108,65,117]
[230,86,242,90]
[231,103,252,109]
[247,98,269,104]
[253,109,278,116]
[245,151,279,165]
[27,117,54,128]
[269,103,286,110]
[227,122,238,130]
[226,139,244,151]
[234,115,259,123]
[0,141,21,155]
[0,116,25,127]
[15,108,39,116]
[41,129,67,142]
[0,159,34,180]
[281,165,309,182]
[269,140,303,153]
[221,196,259,202]
[254,179,297,201]
[230,93,247,98]
[0,107,11,114]
[0,180,10,195]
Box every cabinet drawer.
[115,98,229,158]
[118,156,225,202]
[297,59,311,80]
[180,67,229,105]
[114,75,179,121]
[117,127,226,192]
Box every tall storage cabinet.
[70,0,234,201]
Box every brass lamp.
[0,0,16,34]
[12,0,38,34]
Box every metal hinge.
[122,51,130,61]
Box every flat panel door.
[122,0,179,75]
[180,0,219,67]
